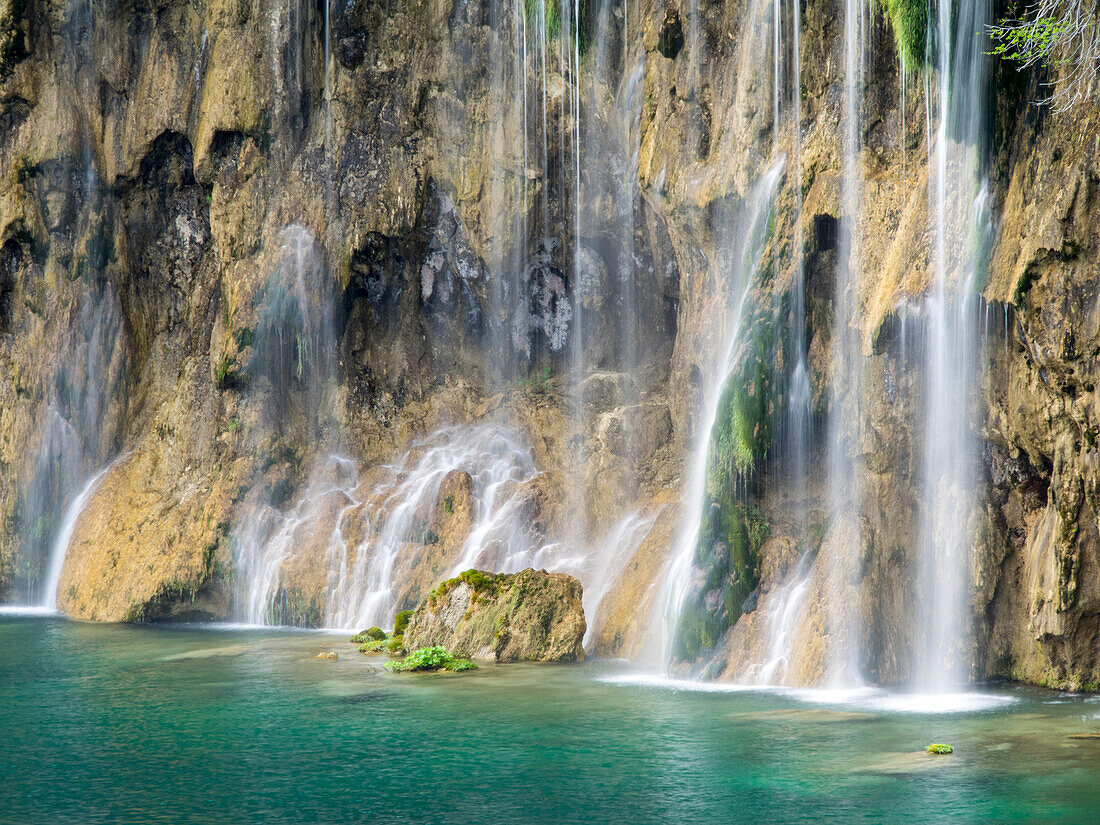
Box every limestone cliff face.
[0,0,1097,688]
[977,69,1100,690]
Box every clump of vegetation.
[523,0,588,57]
[385,646,478,673]
[350,627,386,644]
[926,743,954,755]
[355,611,413,655]
[517,365,553,389]
[879,0,930,69]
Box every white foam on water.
[0,605,56,616]
[600,671,1017,713]
[598,672,763,694]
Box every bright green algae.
[3,615,1100,825]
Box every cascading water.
[912,0,993,691]
[41,465,113,611]
[662,159,786,669]
[331,425,546,629]
[576,508,660,648]
[820,0,869,688]
[232,224,341,624]
[238,423,551,629]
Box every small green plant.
[988,0,1100,110]
[517,365,553,389]
[227,418,242,434]
[385,646,477,673]
[214,353,235,388]
[926,743,954,754]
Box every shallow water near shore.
[3,616,1099,825]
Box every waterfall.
[912,0,992,690]
[42,465,113,611]
[662,160,786,668]
[578,508,660,648]
[820,0,869,688]
[231,224,341,623]
[239,424,551,629]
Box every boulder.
[404,569,586,662]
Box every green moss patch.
[429,569,501,602]
[926,743,954,755]
[393,610,414,636]
[880,0,930,69]
[673,306,783,664]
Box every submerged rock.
[404,569,586,662]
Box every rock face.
[0,0,1097,691]
[404,570,586,662]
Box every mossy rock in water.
[385,646,477,673]
[406,568,585,662]
[350,627,386,643]
[926,744,954,755]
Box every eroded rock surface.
[404,569,586,662]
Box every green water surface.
[2,615,1099,824]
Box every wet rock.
[314,651,339,661]
[404,569,586,662]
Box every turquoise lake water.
[2,614,1100,824]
